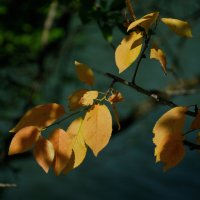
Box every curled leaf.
[161,18,192,38]
[9,126,40,155]
[153,107,187,171]
[115,31,143,73]
[80,91,98,106]
[75,61,94,85]
[82,104,112,156]
[108,91,124,104]
[150,45,167,75]
[33,136,55,173]
[10,103,65,133]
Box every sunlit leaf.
[191,109,200,130]
[161,18,192,38]
[80,91,98,106]
[68,89,88,111]
[9,126,40,155]
[33,136,55,173]
[10,103,65,133]
[115,31,143,73]
[63,118,87,174]
[49,128,74,176]
[153,107,187,171]
[75,61,94,85]
[82,104,112,156]
[150,45,167,75]
[128,12,159,32]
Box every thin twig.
[125,0,137,21]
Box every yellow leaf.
[115,31,143,73]
[153,107,187,171]
[75,61,94,85]
[150,45,167,75]
[33,136,55,173]
[63,118,87,174]
[108,91,124,104]
[161,18,192,38]
[48,128,74,176]
[128,12,159,32]
[10,103,65,133]
[68,89,88,111]
[190,110,200,130]
[82,104,112,156]
[80,91,98,106]
[9,126,40,155]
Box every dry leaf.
[191,110,200,130]
[161,18,192,38]
[153,107,187,171]
[10,103,65,133]
[108,91,124,104]
[63,118,87,174]
[82,104,112,156]
[115,31,143,73]
[150,45,167,75]
[80,91,98,106]
[128,12,159,32]
[75,61,94,85]
[33,136,55,173]
[9,126,40,155]
[68,89,88,111]
[49,128,74,176]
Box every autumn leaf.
[10,103,65,133]
[153,107,187,171]
[82,104,112,156]
[115,31,143,73]
[49,128,74,176]
[80,91,98,106]
[63,118,87,174]
[33,136,55,173]
[191,109,200,130]
[75,61,94,85]
[150,45,167,75]
[161,18,192,38]
[128,12,159,33]
[108,91,124,104]
[68,89,88,111]
[9,126,40,155]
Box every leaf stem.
[125,0,136,21]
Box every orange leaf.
[68,89,88,111]
[150,45,167,75]
[128,12,159,32]
[115,31,143,73]
[10,103,65,133]
[82,104,112,156]
[161,18,192,38]
[191,110,200,130]
[153,107,187,171]
[63,118,87,174]
[80,91,98,106]
[108,91,124,104]
[49,128,74,176]
[9,126,40,155]
[75,61,94,85]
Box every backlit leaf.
[63,118,87,174]
[9,126,40,155]
[128,12,159,32]
[191,110,200,130]
[115,31,143,73]
[49,128,74,176]
[33,136,55,173]
[161,18,192,38]
[153,107,187,171]
[75,61,94,85]
[82,104,112,156]
[10,103,65,133]
[150,45,167,75]
[80,91,98,106]
[68,89,88,111]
